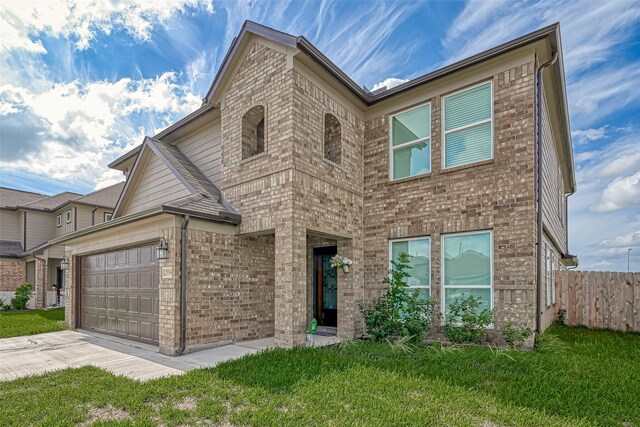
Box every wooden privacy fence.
[555,270,640,332]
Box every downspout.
[176,214,190,355]
[535,51,558,333]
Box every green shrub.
[0,298,10,312]
[501,321,533,348]
[11,283,32,310]
[359,252,433,343]
[444,294,494,344]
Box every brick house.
[0,183,123,307]
[52,21,576,354]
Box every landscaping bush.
[444,294,494,344]
[501,321,533,348]
[359,252,433,343]
[0,298,10,312]
[11,283,32,310]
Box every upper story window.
[65,210,72,224]
[390,103,431,180]
[242,105,265,159]
[324,113,342,164]
[104,212,112,222]
[56,214,62,227]
[443,81,493,169]
[442,230,493,319]
[390,237,431,299]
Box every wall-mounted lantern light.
[156,237,169,260]
[60,256,70,270]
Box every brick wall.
[0,260,25,292]
[185,229,275,348]
[363,63,537,340]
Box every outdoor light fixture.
[60,256,70,270]
[156,237,169,260]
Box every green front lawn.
[0,325,639,426]
[0,307,66,338]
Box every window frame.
[56,214,62,227]
[388,102,432,181]
[104,212,112,222]
[442,80,494,170]
[389,236,431,298]
[65,209,72,224]
[441,229,494,320]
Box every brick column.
[63,253,75,327]
[158,226,181,355]
[34,258,47,309]
[337,237,364,338]
[274,222,307,347]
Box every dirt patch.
[174,396,198,411]
[84,404,129,424]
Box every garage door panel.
[80,244,159,345]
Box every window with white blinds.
[443,81,493,169]
[390,103,431,180]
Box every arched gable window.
[324,113,341,164]
[242,105,265,159]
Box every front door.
[313,246,338,327]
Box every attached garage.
[79,244,159,344]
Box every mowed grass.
[0,325,639,426]
[0,307,65,338]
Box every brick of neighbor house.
[33,258,48,309]
[0,260,26,304]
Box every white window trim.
[56,214,62,227]
[104,212,112,222]
[389,236,431,296]
[65,209,72,224]
[545,245,552,308]
[389,102,431,180]
[441,230,494,321]
[442,80,494,170]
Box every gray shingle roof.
[20,192,82,210]
[0,187,47,209]
[144,137,239,222]
[73,182,124,208]
[0,240,24,257]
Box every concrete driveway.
[0,330,276,382]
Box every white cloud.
[0,0,214,53]
[443,1,640,75]
[600,231,640,248]
[0,72,201,189]
[591,171,640,212]
[371,78,409,92]
[572,126,607,145]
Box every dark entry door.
[313,246,338,327]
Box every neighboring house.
[0,183,124,307]
[52,21,576,354]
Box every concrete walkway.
[0,330,276,382]
[0,330,340,382]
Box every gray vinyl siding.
[540,96,566,253]
[54,207,74,236]
[75,205,94,231]
[0,209,21,241]
[25,210,55,250]
[125,153,191,215]
[175,119,222,186]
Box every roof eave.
[161,205,242,225]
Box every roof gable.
[113,137,238,223]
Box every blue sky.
[1,0,639,271]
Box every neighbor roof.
[0,240,24,258]
[57,181,125,210]
[20,192,82,211]
[0,187,47,209]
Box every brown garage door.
[80,244,159,344]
